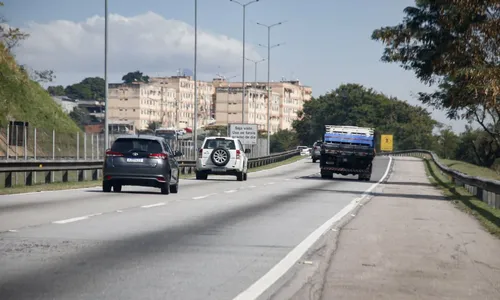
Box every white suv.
[195,136,250,181]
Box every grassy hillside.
[0,43,80,132]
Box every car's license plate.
[126,158,144,163]
[212,167,226,172]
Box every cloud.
[12,11,260,80]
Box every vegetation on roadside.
[371,1,499,172]
[423,157,500,239]
[0,2,81,132]
[292,84,438,151]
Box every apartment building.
[108,76,215,130]
[214,79,312,133]
[108,82,177,130]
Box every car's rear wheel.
[160,183,170,194]
[243,172,248,181]
[170,183,178,193]
[236,172,244,181]
[113,184,122,192]
[196,172,207,180]
[102,181,111,192]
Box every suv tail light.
[149,153,168,159]
[106,150,123,157]
[198,148,203,158]
[236,149,241,159]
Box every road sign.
[228,123,258,145]
[380,134,393,152]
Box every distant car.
[195,136,250,181]
[311,140,323,162]
[102,135,183,194]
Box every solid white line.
[224,189,237,193]
[141,202,166,208]
[232,157,393,300]
[52,213,103,224]
[247,185,257,188]
[264,182,275,185]
[192,193,217,200]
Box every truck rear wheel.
[321,171,332,179]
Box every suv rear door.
[107,138,166,169]
[200,138,238,167]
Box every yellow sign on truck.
[380,134,393,152]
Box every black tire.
[170,183,178,193]
[113,184,122,192]
[196,172,207,180]
[312,159,317,163]
[236,172,244,181]
[243,172,248,181]
[102,181,111,192]
[160,183,170,195]
[210,147,230,166]
[321,172,332,179]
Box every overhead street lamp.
[194,0,199,150]
[104,0,109,151]
[230,0,259,124]
[245,57,266,88]
[256,21,285,155]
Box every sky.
[3,0,470,132]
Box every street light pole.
[193,0,198,150]
[230,0,259,124]
[256,21,285,155]
[104,0,109,151]
[245,58,266,124]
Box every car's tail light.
[198,148,203,158]
[106,150,123,157]
[149,153,168,159]
[236,149,241,159]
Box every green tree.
[270,129,299,153]
[371,0,500,144]
[122,71,150,84]
[293,84,438,151]
[47,85,65,96]
[69,107,91,129]
[63,77,105,100]
[435,126,460,159]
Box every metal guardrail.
[383,150,500,210]
[0,150,300,189]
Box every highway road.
[0,156,392,300]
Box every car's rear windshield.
[111,138,163,153]
[203,139,236,150]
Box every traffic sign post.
[380,134,394,152]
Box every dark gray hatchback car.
[102,135,183,194]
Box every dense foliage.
[371,0,500,150]
[291,84,438,151]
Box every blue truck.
[319,125,376,181]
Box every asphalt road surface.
[0,157,391,300]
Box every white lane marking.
[232,156,393,300]
[224,189,238,193]
[141,202,166,208]
[52,213,103,224]
[192,193,217,200]
[264,182,275,185]
[8,229,18,232]
[248,185,257,188]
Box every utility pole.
[104,0,109,150]
[193,0,198,149]
[257,21,285,155]
[230,0,259,124]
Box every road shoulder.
[319,156,500,299]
